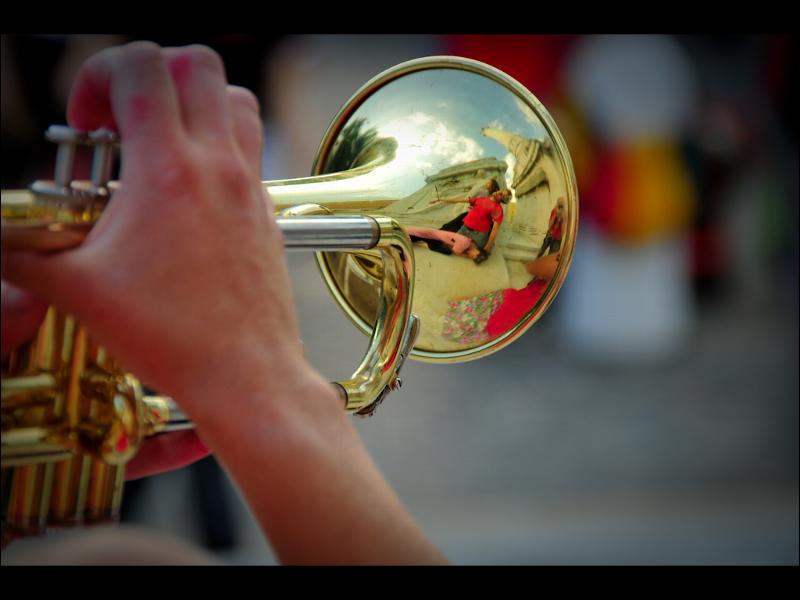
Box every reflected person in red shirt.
[437,179,511,264]
[537,197,565,258]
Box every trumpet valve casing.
[1,307,143,541]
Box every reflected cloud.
[378,112,484,173]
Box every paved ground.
[111,252,798,565]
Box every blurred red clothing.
[443,35,576,101]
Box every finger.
[1,250,92,322]
[125,430,210,481]
[67,41,182,148]
[227,86,263,179]
[163,46,232,140]
[1,281,49,358]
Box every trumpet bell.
[306,57,578,362]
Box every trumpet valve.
[88,128,119,188]
[45,125,87,188]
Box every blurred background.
[1,33,797,564]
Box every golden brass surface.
[1,56,577,540]
[1,308,134,538]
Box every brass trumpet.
[1,57,578,539]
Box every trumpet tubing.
[2,56,578,540]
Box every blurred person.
[687,36,796,309]
[1,41,447,565]
[441,34,701,361]
[557,34,699,364]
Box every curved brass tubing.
[337,217,417,415]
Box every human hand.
[2,42,320,431]
[2,43,445,564]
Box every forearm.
[188,362,447,565]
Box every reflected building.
[379,157,509,229]
[480,127,565,266]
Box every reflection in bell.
[304,59,578,362]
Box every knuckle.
[228,86,260,115]
[184,45,225,75]
[86,42,161,78]
[153,145,195,194]
[116,40,164,66]
[216,156,250,195]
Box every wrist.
[182,348,344,448]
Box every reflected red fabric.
[464,196,504,232]
[486,278,548,338]
[548,207,563,241]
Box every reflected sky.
[344,69,549,197]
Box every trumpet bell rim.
[310,56,579,364]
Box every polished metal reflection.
[279,215,379,250]
[299,57,578,361]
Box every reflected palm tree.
[325,117,397,173]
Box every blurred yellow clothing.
[612,141,696,244]
[555,97,696,245]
